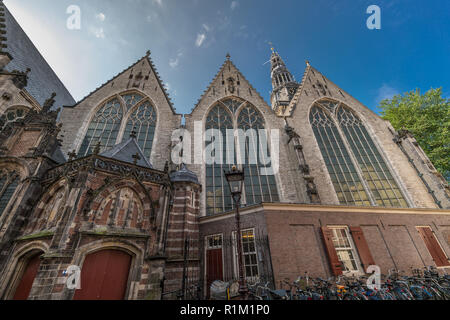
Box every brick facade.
[0,2,449,299]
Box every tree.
[379,88,449,181]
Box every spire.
[270,48,296,90]
[269,48,299,115]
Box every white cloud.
[202,24,210,32]
[90,27,105,39]
[195,33,206,47]
[231,1,239,10]
[377,84,399,102]
[169,52,183,69]
[152,0,163,7]
[95,13,106,22]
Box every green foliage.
[379,88,450,181]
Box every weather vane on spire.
[268,41,275,53]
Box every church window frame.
[0,169,21,219]
[204,98,280,216]
[310,99,409,208]
[78,90,158,161]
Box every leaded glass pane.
[0,171,19,217]
[123,101,157,160]
[237,105,279,207]
[121,93,144,111]
[337,107,408,208]
[310,106,369,206]
[0,106,30,131]
[205,105,234,216]
[78,98,123,156]
[220,98,244,114]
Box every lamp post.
[224,165,248,299]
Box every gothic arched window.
[0,106,30,131]
[310,107,370,206]
[78,98,123,157]
[205,100,279,216]
[0,170,20,217]
[337,106,408,207]
[124,101,157,160]
[95,188,144,228]
[78,92,158,161]
[205,105,234,215]
[237,105,279,206]
[310,100,408,208]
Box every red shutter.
[350,227,376,272]
[321,227,343,276]
[417,227,450,267]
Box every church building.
[0,1,449,300]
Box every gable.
[189,56,272,117]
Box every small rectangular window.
[329,226,362,274]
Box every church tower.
[270,47,299,115]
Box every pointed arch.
[0,106,31,131]
[205,103,234,215]
[93,187,144,229]
[336,105,408,207]
[123,100,158,161]
[78,97,124,157]
[28,178,69,233]
[310,99,409,208]
[204,99,280,215]
[237,104,279,206]
[310,105,370,206]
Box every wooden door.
[206,248,223,298]
[73,249,132,300]
[13,254,42,300]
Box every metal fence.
[161,235,274,300]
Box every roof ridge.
[190,56,272,114]
[69,51,178,114]
[285,61,312,115]
[130,138,153,168]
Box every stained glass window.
[310,100,408,208]
[78,92,158,161]
[0,106,30,131]
[237,105,279,206]
[337,107,408,207]
[121,93,143,111]
[205,105,234,215]
[78,98,123,157]
[205,100,279,216]
[124,101,157,160]
[310,106,370,206]
[0,170,20,217]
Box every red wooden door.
[206,248,223,298]
[13,254,41,300]
[73,249,132,300]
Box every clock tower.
[269,47,299,115]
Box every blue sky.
[5,0,450,115]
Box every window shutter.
[321,227,343,276]
[417,227,450,267]
[350,227,376,272]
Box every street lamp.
[224,165,248,299]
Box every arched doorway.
[73,249,132,300]
[12,252,42,300]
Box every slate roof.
[2,3,75,109]
[100,137,153,169]
[170,164,200,184]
